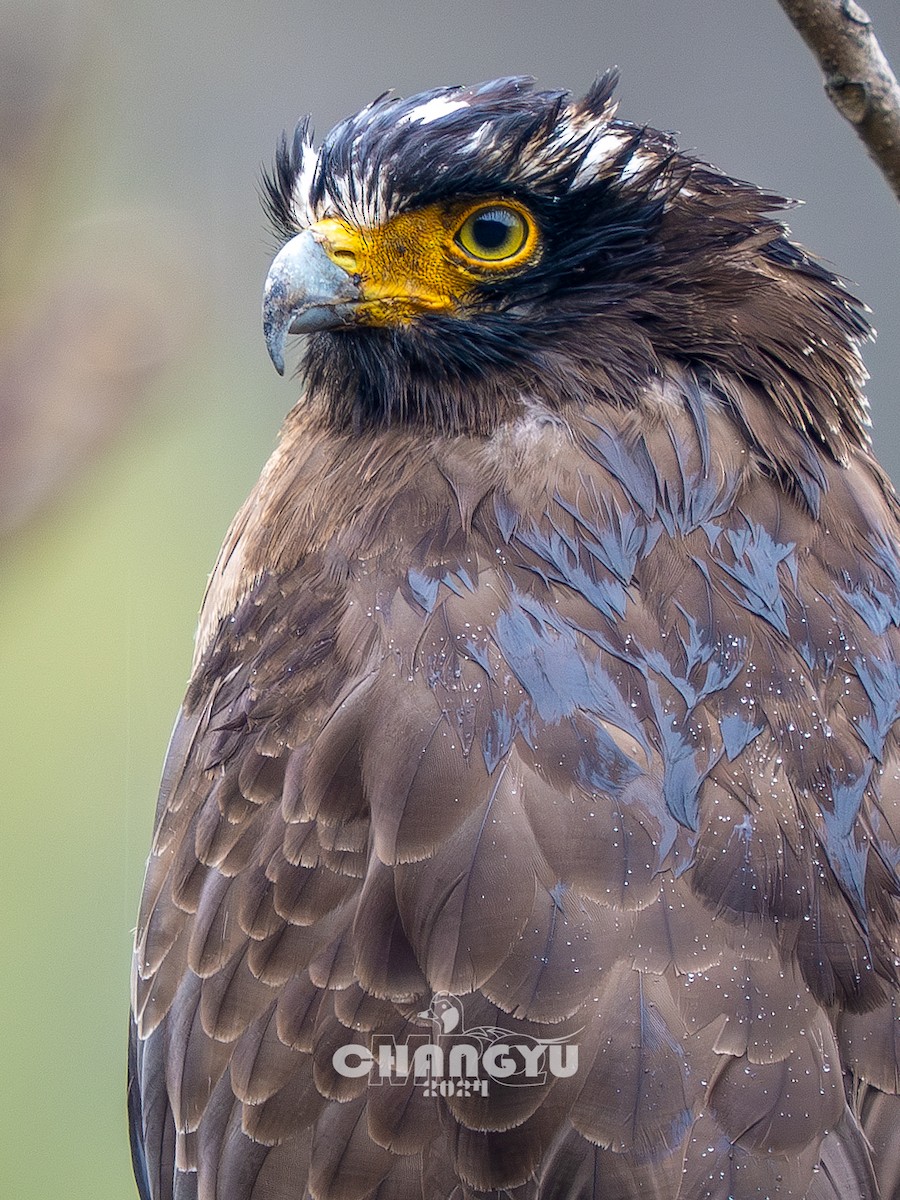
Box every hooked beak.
[262,229,362,374]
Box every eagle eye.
[453,203,533,265]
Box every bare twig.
[776,0,900,202]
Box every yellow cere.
[310,198,541,326]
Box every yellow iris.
[454,204,531,262]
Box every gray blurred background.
[1,2,898,1196]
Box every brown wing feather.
[131,372,900,1199]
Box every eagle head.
[262,74,870,466]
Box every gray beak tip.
[263,315,287,376]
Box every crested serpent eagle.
[129,75,900,1199]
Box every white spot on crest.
[620,150,652,181]
[291,140,320,226]
[464,121,495,153]
[571,131,631,185]
[401,96,470,126]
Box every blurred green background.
[1,1,898,1196]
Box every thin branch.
[776,0,900,202]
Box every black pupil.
[472,210,515,251]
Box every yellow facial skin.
[307,198,541,326]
